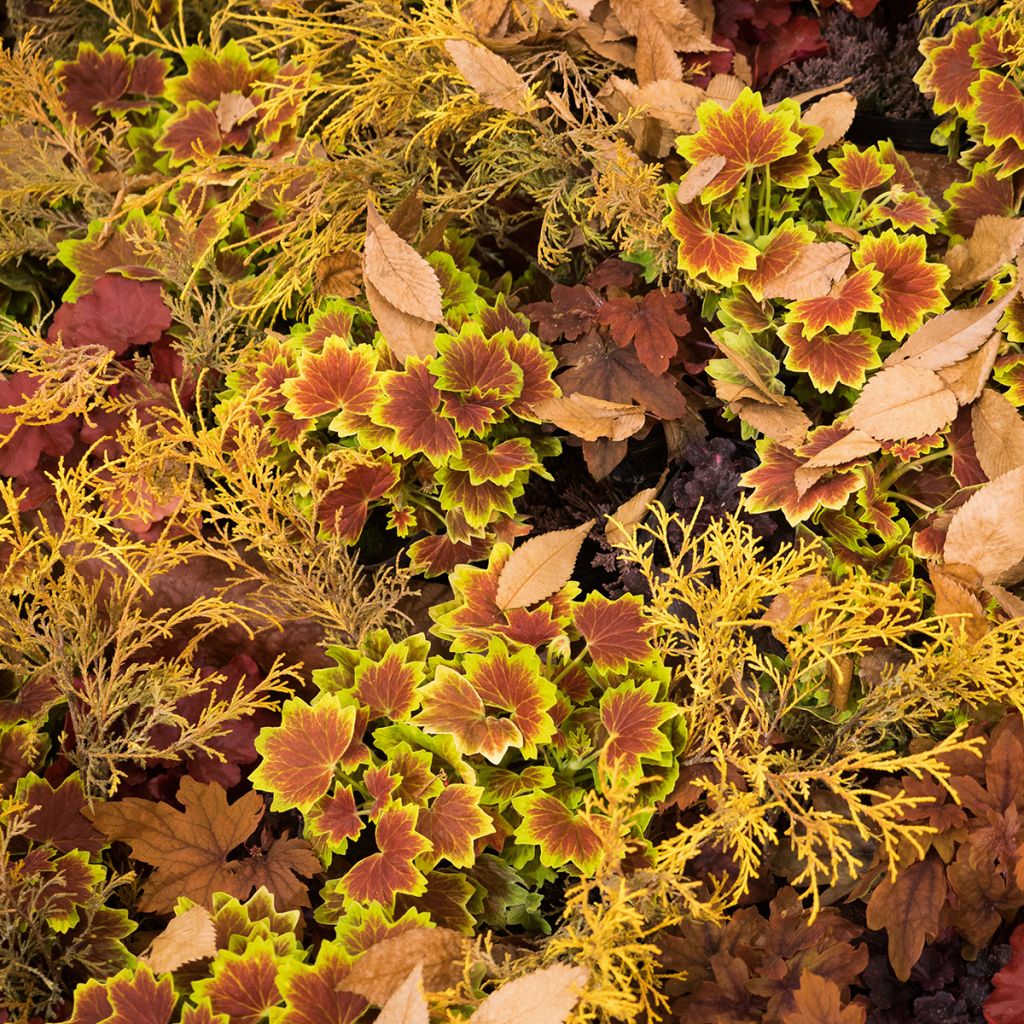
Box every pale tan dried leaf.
[387,190,424,243]
[777,77,855,107]
[216,91,257,132]
[728,395,811,448]
[793,464,828,497]
[140,905,216,974]
[316,250,363,299]
[608,0,720,85]
[972,388,1024,480]
[929,565,989,641]
[496,521,595,610]
[705,74,745,106]
[532,393,646,441]
[444,39,531,113]
[945,215,1024,292]
[987,582,1024,619]
[464,0,510,35]
[685,0,715,38]
[468,965,591,1024]
[564,0,599,15]
[605,473,666,546]
[365,279,437,363]
[801,91,857,151]
[364,204,443,323]
[343,927,467,1007]
[376,965,429,1024]
[847,363,958,441]
[936,331,1000,405]
[884,286,1019,370]
[676,154,726,203]
[943,466,1024,583]
[802,427,880,469]
[597,77,704,153]
[731,52,753,85]
[760,242,851,300]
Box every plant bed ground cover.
[2,1,1024,1022]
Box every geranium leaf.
[65,965,175,1024]
[599,680,675,777]
[191,935,287,1024]
[664,194,760,286]
[272,942,367,1024]
[306,787,364,863]
[573,593,655,671]
[513,792,603,873]
[785,267,882,337]
[738,222,817,301]
[853,231,950,339]
[354,646,426,722]
[829,143,894,192]
[916,22,980,116]
[251,694,364,812]
[91,778,265,914]
[281,339,379,432]
[337,803,431,905]
[415,784,492,868]
[315,458,401,543]
[450,438,540,486]
[676,89,802,200]
[780,323,881,393]
[371,360,461,465]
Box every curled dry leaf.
[376,965,429,1024]
[801,91,857,152]
[532,393,646,441]
[936,331,1000,405]
[495,521,595,610]
[365,279,437,363]
[443,39,531,114]
[847,362,958,442]
[364,202,443,324]
[675,154,726,204]
[343,926,468,1007]
[140,905,216,974]
[971,388,1024,480]
[316,250,363,299]
[760,243,851,301]
[723,391,811,448]
[216,91,257,132]
[802,427,879,469]
[605,472,667,547]
[929,565,989,642]
[943,466,1024,583]
[944,215,1024,293]
[885,277,1020,370]
[468,965,591,1024]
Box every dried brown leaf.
[532,393,646,441]
[376,965,429,1024]
[936,331,1001,405]
[468,965,591,1024]
[727,394,812,448]
[945,216,1024,292]
[943,466,1024,583]
[929,565,989,642]
[760,243,851,300]
[675,154,726,203]
[802,427,880,469]
[444,39,531,113]
[140,905,216,974]
[605,474,666,547]
[366,279,437,364]
[495,521,595,610]
[316,250,363,299]
[343,927,467,1007]
[847,363,958,441]
[364,204,443,323]
[972,388,1024,480]
[884,286,1019,371]
[801,91,857,151]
